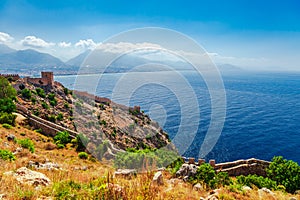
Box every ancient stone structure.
[181,157,270,177]
[0,74,20,81]
[16,104,78,138]
[24,72,54,87]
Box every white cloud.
[58,41,71,48]
[96,42,163,53]
[21,36,55,48]
[75,39,98,49]
[0,32,14,44]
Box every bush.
[114,148,180,170]
[0,113,16,125]
[50,99,57,106]
[47,114,56,122]
[2,123,12,129]
[36,88,46,98]
[41,102,49,109]
[18,138,35,153]
[21,88,32,99]
[0,149,16,161]
[0,77,17,99]
[236,174,277,190]
[31,97,37,104]
[54,131,71,147]
[74,133,89,152]
[78,152,88,159]
[56,113,64,121]
[0,98,16,113]
[193,163,232,189]
[47,93,55,100]
[267,156,300,193]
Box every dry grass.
[0,124,299,199]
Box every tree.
[0,77,17,99]
[267,156,300,193]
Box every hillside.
[13,76,171,155]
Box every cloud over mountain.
[21,36,55,48]
[0,32,14,44]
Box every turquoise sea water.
[56,71,300,163]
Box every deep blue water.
[55,71,300,164]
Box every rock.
[6,134,15,141]
[114,169,137,178]
[28,161,60,171]
[176,163,199,179]
[152,171,163,185]
[289,197,297,200]
[4,167,51,187]
[183,176,189,182]
[260,187,273,194]
[193,183,203,191]
[242,186,252,191]
[0,194,6,199]
[205,194,218,200]
[13,147,23,154]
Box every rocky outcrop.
[152,171,164,185]
[4,167,51,187]
[176,163,198,180]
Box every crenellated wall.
[182,157,270,177]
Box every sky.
[0,0,300,71]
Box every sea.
[55,70,300,164]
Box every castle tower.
[41,72,54,86]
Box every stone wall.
[16,104,77,138]
[183,157,270,177]
[0,74,20,81]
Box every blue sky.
[0,0,300,70]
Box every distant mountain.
[0,49,65,66]
[0,44,16,54]
[66,50,91,66]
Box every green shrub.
[47,93,55,100]
[56,113,64,121]
[21,88,32,99]
[74,133,89,152]
[36,88,46,98]
[99,119,107,126]
[57,143,65,149]
[64,103,69,109]
[47,114,56,122]
[236,174,277,190]
[192,163,232,189]
[0,113,16,125]
[2,123,12,129]
[0,98,16,113]
[18,138,35,153]
[78,152,88,159]
[267,156,300,193]
[54,131,71,147]
[114,148,180,170]
[32,110,39,116]
[50,99,57,106]
[0,149,16,161]
[63,87,70,95]
[31,97,36,104]
[41,102,49,109]
[0,77,17,99]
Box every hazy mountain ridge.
[0,44,243,75]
